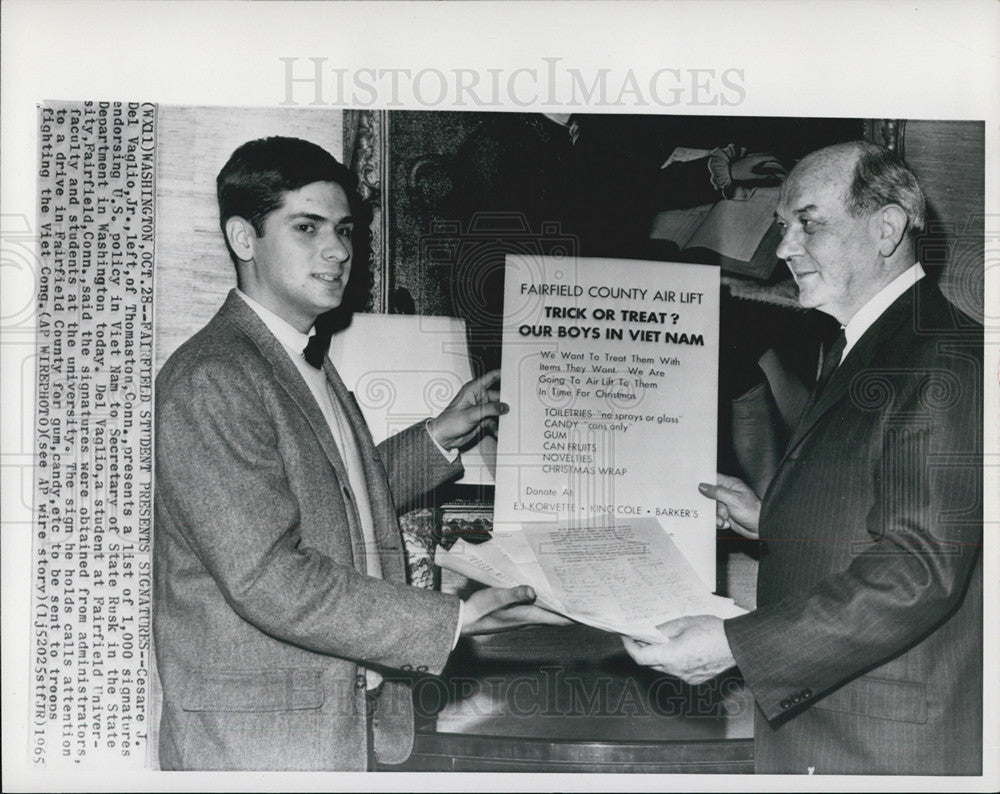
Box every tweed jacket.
[725,279,983,775]
[153,290,463,770]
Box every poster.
[495,254,719,587]
[2,1,998,792]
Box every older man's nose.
[776,226,803,261]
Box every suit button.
[400,664,412,672]
[355,674,366,690]
[791,694,801,704]
[780,698,792,710]
[802,688,812,699]
[416,665,428,673]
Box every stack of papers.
[437,517,745,643]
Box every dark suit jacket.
[153,291,464,770]
[724,279,983,775]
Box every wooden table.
[379,624,755,773]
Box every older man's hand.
[621,615,736,685]
[699,474,761,539]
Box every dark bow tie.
[303,334,327,369]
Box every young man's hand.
[428,369,508,451]
[461,585,572,635]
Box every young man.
[625,141,983,775]
[154,137,561,771]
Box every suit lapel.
[322,359,407,582]
[220,292,353,479]
[320,360,385,509]
[218,292,370,565]
[774,284,917,471]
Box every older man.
[624,141,983,775]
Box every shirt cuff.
[453,600,464,649]
[425,418,461,463]
[708,143,751,200]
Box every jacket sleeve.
[155,354,460,675]
[378,421,465,514]
[724,349,982,723]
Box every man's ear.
[224,216,257,263]
[872,204,908,257]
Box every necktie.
[303,333,327,369]
[814,329,847,397]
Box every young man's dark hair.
[216,136,368,266]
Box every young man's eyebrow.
[285,212,355,225]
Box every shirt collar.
[842,262,925,358]
[235,289,316,356]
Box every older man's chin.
[791,275,822,308]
